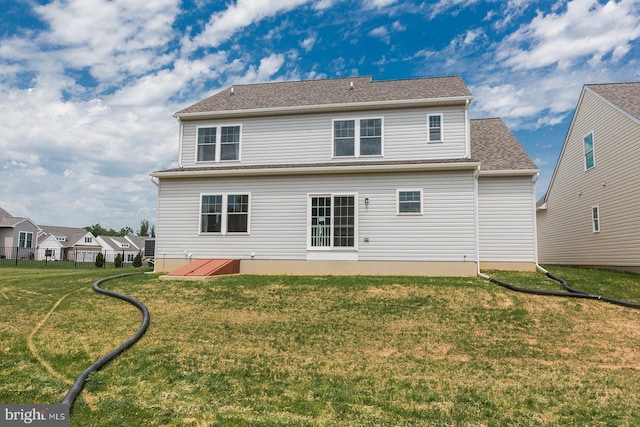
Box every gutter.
[175,96,474,120]
[150,161,482,179]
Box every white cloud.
[497,0,640,70]
[364,0,398,8]
[300,35,317,52]
[191,0,310,49]
[34,0,180,84]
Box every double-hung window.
[428,114,443,142]
[201,194,250,234]
[397,189,423,215]
[592,205,600,233]
[309,194,356,249]
[333,118,382,157]
[197,125,241,162]
[18,231,33,248]
[427,114,443,142]
[584,132,595,170]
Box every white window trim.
[199,192,251,235]
[592,205,600,233]
[397,189,423,215]
[427,113,444,143]
[195,124,242,163]
[583,130,595,171]
[19,231,33,248]
[307,192,358,251]
[332,118,384,158]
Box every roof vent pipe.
[349,81,354,90]
[230,87,234,96]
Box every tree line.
[85,219,155,237]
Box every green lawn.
[2,266,640,426]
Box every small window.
[398,190,423,214]
[197,125,241,162]
[84,236,92,243]
[584,132,595,170]
[428,114,443,142]
[592,205,600,232]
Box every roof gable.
[177,75,473,117]
[586,82,640,123]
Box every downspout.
[464,99,471,158]
[532,172,540,265]
[473,165,481,276]
[177,117,184,168]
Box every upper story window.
[333,118,382,157]
[397,189,423,215]
[201,193,250,234]
[428,114,443,142]
[19,231,33,248]
[197,125,241,162]
[84,236,92,243]
[584,132,595,170]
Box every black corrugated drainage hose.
[61,272,150,411]
[479,265,640,309]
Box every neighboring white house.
[0,206,40,260]
[96,235,147,262]
[537,82,640,273]
[37,225,102,262]
[151,76,539,276]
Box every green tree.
[95,252,105,268]
[133,252,142,268]
[118,227,134,236]
[114,252,123,268]
[150,225,155,238]
[138,220,150,237]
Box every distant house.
[151,75,539,276]
[96,235,149,262]
[537,82,640,272]
[0,207,40,260]
[37,225,102,262]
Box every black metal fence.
[0,247,150,269]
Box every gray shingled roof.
[470,118,537,171]
[0,206,28,227]
[177,75,472,115]
[587,82,640,121]
[38,225,93,248]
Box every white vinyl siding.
[537,88,640,267]
[179,106,467,167]
[156,170,477,262]
[478,177,536,262]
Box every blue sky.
[1,0,639,229]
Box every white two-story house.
[151,76,539,276]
